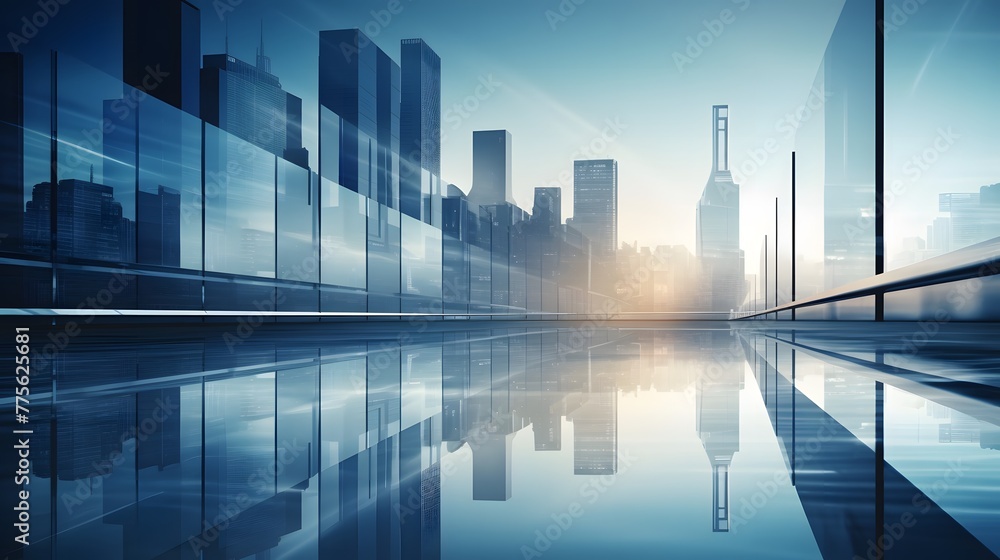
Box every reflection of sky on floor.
[4,321,1000,559]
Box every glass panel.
[367,200,401,297]
[401,214,442,301]
[204,373,277,522]
[321,358,368,468]
[885,0,1000,270]
[320,177,367,289]
[401,344,443,431]
[204,124,276,278]
[277,160,319,283]
[51,55,136,263]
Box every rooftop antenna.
[89,164,93,183]
[256,20,271,74]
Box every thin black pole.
[775,197,779,320]
[875,0,886,321]
[792,153,797,321]
[764,234,768,315]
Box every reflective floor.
[3,321,1000,559]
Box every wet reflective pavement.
[3,321,1000,559]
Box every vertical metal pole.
[875,0,886,321]
[792,153,797,321]
[775,198,779,320]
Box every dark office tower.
[319,29,392,201]
[573,159,618,257]
[821,0,875,289]
[284,93,309,168]
[24,180,132,262]
[137,187,181,266]
[0,53,23,253]
[201,46,307,163]
[696,105,744,312]
[123,0,201,117]
[533,187,562,231]
[571,373,618,475]
[400,39,441,220]
[469,130,514,209]
[376,49,401,209]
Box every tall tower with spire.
[695,105,745,312]
[199,24,309,168]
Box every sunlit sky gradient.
[4,0,1000,267]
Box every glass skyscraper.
[572,159,618,257]
[401,38,442,222]
[469,130,514,210]
[696,106,743,312]
[821,0,876,290]
[201,46,308,168]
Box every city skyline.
[4,2,1000,559]
[6,0,997,267]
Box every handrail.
[735,236,1000,320]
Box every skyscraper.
[201,35,308,167]
[532,187,562,231]
[469,130,514,210]
[573,159,618,257]
[400,38,441,221]
[375,48,402,211]
[23,180,134,262]
[123,0,201,116]
[696,105,743,312]
[319,29,399,206]
[821,0,875,289]
[0,52,23,253]
[137,186,181,267]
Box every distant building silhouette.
[469,130,514,209]
[123,0,201,116]
[24,180,134,262]
[533,187,563,232]
[138,187,182,266]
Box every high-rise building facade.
[319,29,399,208]
[201,45,308,167]
[573,159,618,257]
[696,105,744,312]
[124,0,201,116]
[400,38,442,221]
[23,180,134,262]
[469,130,514,209]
